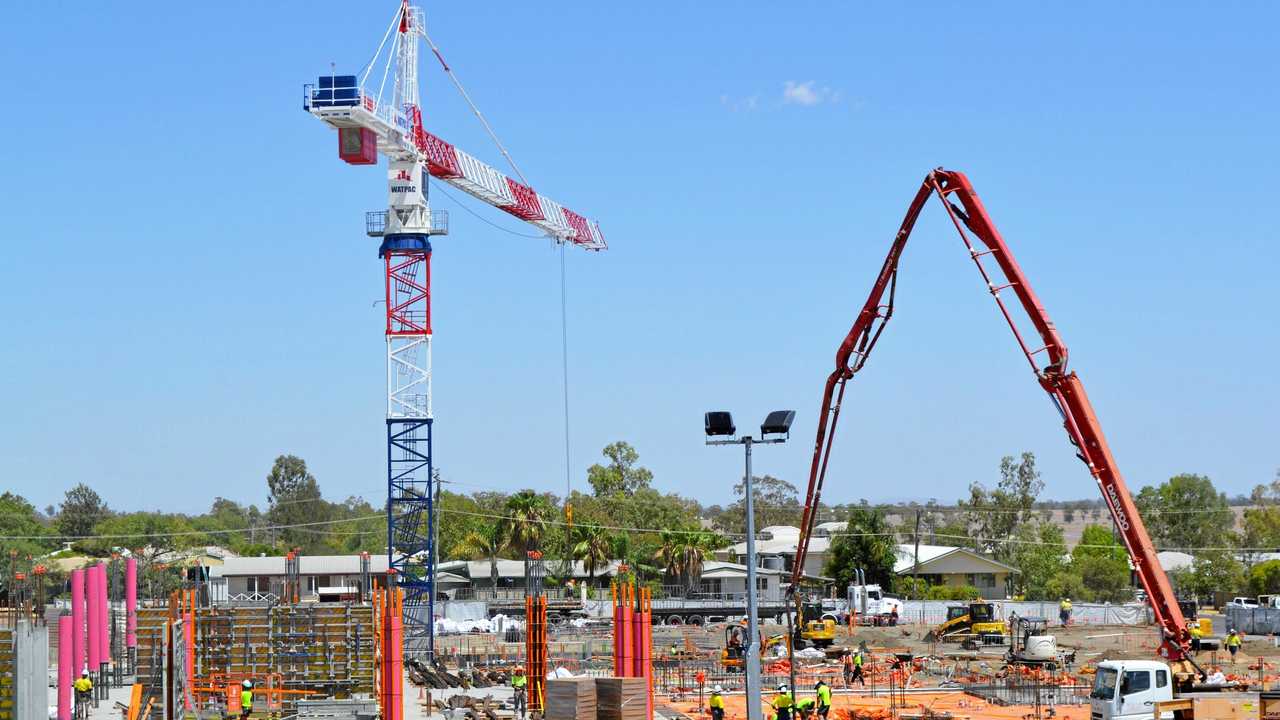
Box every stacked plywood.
[595,678,647,720]
[545,678,596,720]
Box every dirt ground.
[666,691,1092,720]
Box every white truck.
[846,583,903,623]
[1089,659,1260,719]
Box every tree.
[1177,549,1244,600]
[502,491,551,556]
[1074,524,1129,563]
[457,522,508,594]
[823,507,898,590]
[1240,469,1280,560]
[0,492,56,563]
[717,475,801,533]
[960,453,1043,563]
[265,455,329,551]
[572,525,612,585]
[1248,560,1280,596]
[1008,523,1068,599]
[1133,474,1233,552]
[1045,570,1087,602]
[58,484,110,540]
[586,442,653,497]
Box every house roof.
[892,544,1017,575]
[1157,551,1194,573]
[699,560,786,579]
[726,525,832,557]
[214,555,390,577]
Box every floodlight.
[704,411,736,437]
[760,410,796,436]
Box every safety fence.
[1227,607,1280,635]
[897,600,1151,627]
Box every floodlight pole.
[708,432,785,720]
[741,436,763,720]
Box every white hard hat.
[81,671,89,677]
[713,685,723,693]
[243,680,252,688]
[778,684,788,692]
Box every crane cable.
[419,13,576,512]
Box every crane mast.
[790,169,1190,662]
[303,0,604,657]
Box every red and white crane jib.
[305,85,604,250]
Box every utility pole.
[912,509,922,599]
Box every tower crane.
[787,169,1196,677]
[302,1,604,656]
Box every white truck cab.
[1089,660,1174,720]
[847,584,903,619]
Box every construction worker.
[1058,597,1072,627]
[709,685,726,720]
[770,684,794,720]
[240,680,254,720]
[814,680,831,720]
[850,650,866,686]
[1188,621,1203,654]
[1227,629,1243,663]
[511,666,528,720]
[793,697,816,720]
[74,670,93,716]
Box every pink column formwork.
[86,566,101,671]
[125,557,137,647]
[71,569,86,675]
[58,615,72,720]
[96,564,109,664]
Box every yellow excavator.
[924,601,1005,643]
[720,622,786,671]
[795,599,836,648]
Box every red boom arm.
[791,169,1189,661]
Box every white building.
[211,554,389,603]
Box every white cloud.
[720,94,760,112]
[782,80,837,106]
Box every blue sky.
[1,2,1276,515]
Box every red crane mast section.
[790,169,1189,662]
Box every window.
[965,573,996,589]
[1155,670,1168,689]
[1122,670,1150,695]
[317,575,332,588]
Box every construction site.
[3,2,1277,720]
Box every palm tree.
[457,522,507,597]
[502,491,551,555]
[678,531,721,596]
[573,525,612,587]
[654,530,683,592]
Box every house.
[210,554,390,602]
[894,544,1017,600]
[435,559,625,600]
[435,558,788,602]
[718,525,839,578]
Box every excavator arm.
[790,169,1190,662]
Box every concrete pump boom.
[790,169,1190,662]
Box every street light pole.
[705,410,794,720]
[741,437,763,720]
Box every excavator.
[782,169,1204,702]
[923,601,1005,644]
[721,621,786,671]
